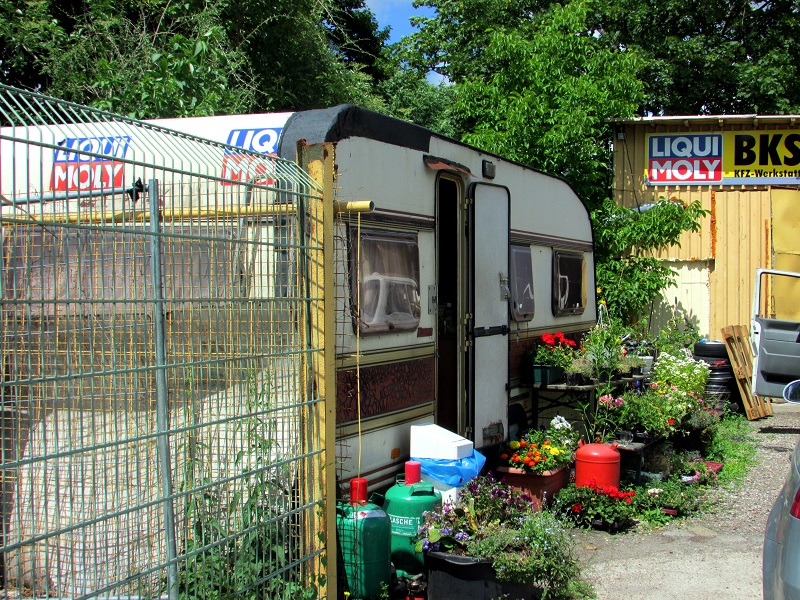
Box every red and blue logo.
[51,136,131,192]
[648,134,722,183]
[221,128,283,185]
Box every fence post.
[298,143,337,598]
[149,179,180,600]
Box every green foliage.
[593,197,709,325]
[581,318,625,381]
[0,0,386,116]
[465,511,580,591]
[591,0,800,115]
[175,372,319,599]
[449,0,645,203]
[705,413,758,484]
[376,51,457,137]
[630,479,703,516]
[653,315,701,354]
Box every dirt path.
[572,401,800,599]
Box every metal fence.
[0,86,328,599]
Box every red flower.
[668,419,675,425]
[571,503,582,513]
[565,339,577,347]
[626,498,633,504]
[541,333,556,346]
[554,331,565,343]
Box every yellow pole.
[300,141,338,599]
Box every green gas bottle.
[336,477,391,599]
[382,460,442,578]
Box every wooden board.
[720,325,772,420]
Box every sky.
[363,0,435,44]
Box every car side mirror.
[783,380,800,404]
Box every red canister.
[575,441,620,488]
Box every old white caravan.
[3,104,597,491]
[270,106,597,488]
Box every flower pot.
[425,551,537,600]
[565,372,586,386]
[495,465,569,510]
[530,364,564,386]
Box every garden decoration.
[416,474,581,598]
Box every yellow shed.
[611,115,800,339]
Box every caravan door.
[468,183,510,447]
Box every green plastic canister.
[336,477,391,599]
[382,461,442,578]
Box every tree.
[376,48,457,137]
[592,0,800,115]
[445,0,645,203]
[0,0,386,118]
[592,197,709,326]
[325,0,391,81]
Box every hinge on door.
[462,313,473,325]
[463,340,472,350]
[462,198,472,209]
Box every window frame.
[551,249,586,317]
[349,227,421,335]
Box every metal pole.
[149,178,180,600]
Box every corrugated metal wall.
[612,118,800,339]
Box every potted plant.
[581,319,624,383]
[416,474,581,599]
[554,480,637,532]
[527,331,576,385]
[565,352,593,386]
[497,416,579,508]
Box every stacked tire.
[693,340,741,412]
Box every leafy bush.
[705,413,757,483]
[465,511,580,591]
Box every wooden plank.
[720,325,770,420]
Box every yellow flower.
[599,299,606,305]
[509,440,520,450]
[597,287,602,294]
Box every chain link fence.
[0,85,328,599]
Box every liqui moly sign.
[645,130,800,186]
[647,134,723,184]
[51,136,131,192]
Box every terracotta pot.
[495,465,570,510]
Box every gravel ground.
[572,401,800,599]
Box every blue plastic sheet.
[411,450,486,488]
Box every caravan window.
[552,250,586,316]
[510,245,535,322]
[351,229,421,334]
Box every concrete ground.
[572,401,800,599]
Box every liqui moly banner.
[646,130,800,186]
[155,113,292,186]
